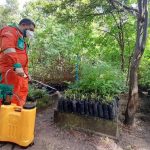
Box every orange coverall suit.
[0,25,28,106]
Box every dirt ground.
[0,94,150,150]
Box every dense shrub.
[64,61,127,103]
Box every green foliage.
[28,85,48,98]
[21,0,149,90]
[65,61,127,102]
[29,0,137,72]
[139,38,150,88]
[28,85,53,108]
[0,0,20,28]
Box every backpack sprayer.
[0,69,61,147]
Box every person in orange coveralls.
[0,18,35,106]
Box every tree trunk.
[124,0,148,125]
[119,18,125,72]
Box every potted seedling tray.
[54,97,119,139]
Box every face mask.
[26,30,34,39]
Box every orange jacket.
[0,26,28,73]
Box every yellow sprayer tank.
[0,104,36,147]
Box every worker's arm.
[1,28,25,77]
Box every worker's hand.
[15,68,25,77]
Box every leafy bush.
[139,55,150,88]
[65,61,127,103]
[28,85,53,108]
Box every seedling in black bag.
[72,100,77,113]
[67,100,73,113]
[84,100,89,115]
[79,101,85,115]
[108,104,115,120]
[102,104,109,119]
[97,102,104,118]
[93,101,99,117]
[88,101,94,116]
[63,100,68,112]
[76,100,80,114]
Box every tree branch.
[109,0,139,16]
[99,29,119,42]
